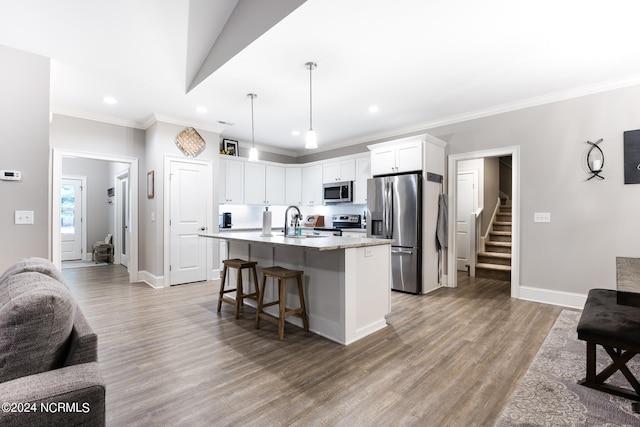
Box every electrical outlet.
[15,210,34,225]
[534,212,551,223]
[365,247,373,257]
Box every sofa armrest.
[64,309,98,366]
[0,362,105,427]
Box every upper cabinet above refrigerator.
[369,138,423,176]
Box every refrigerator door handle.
[387,180,393,239]
[391,248,414,255]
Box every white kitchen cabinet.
[219,157,244,204]
[244,163,285,205]
[285,167,302,205]
[353,155,370,204]
[265,165,285,205]
[301,164,323,206]
[244,162,265,205]
[322,159,356,183]
[370,140,423,176]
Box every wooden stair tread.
[485,241,512,247]
[489,231,511,236]
[476,263,512,271]
[478,252,511,259]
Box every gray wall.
[0,45,49,272]
[428,84,640,295]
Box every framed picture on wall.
[222,139,238,156]
[147,170,154,199]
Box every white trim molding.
[519,286,588,310]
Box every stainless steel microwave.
[323,181,352,204]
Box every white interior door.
[456,170,478,271]
[61,178,84,261]
[170,161,209,285]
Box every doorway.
[447,146,520,298]
[52,149,139,283]
[60,176,86,261]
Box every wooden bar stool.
[218,258,259,319]
[255,266,309,340]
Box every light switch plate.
[534,212,551,223]
[15,210,34,224]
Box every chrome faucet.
[284,205,301,236]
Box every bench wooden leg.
[579,341,640,401]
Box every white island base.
[213,233,391,346]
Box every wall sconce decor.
[585,138,604,180]
[623,129,640,184]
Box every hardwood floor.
[62,265,562,426]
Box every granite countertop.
[200,231,392,251]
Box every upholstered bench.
[577,288,640,401]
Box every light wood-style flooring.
[62,265,562,426]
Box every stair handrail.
[469,207,483,277]
[484,197,502,243]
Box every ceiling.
[2,0,640,156]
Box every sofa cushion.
[0,271,77,383]
[0,257,66,287]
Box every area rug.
[61,260,107,269]
[495,310,640,426]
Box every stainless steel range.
[331,214,362,229]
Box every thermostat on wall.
[0,170,22,181]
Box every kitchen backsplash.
[219,203,367,229]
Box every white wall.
[0,45,49,272]
[429,84,640,297]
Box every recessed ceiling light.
[103,96,117,105]
[196,106,207,114]
[368,105,380,113]
[291,130,300,136]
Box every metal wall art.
[585,138,604,180]
[175,127,206,158]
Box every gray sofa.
[0,258,105,426]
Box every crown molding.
[50,106,145,129]
[145,113,226,134]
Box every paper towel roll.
[261,208,272,237]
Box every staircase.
[476,204,512,282]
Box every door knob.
[199,226,206,231]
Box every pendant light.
[305,61,318,149]
[247,93,259,162]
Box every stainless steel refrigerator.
[366,173,422,294]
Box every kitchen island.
[200,231,393,345]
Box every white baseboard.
[138,270,166,288]
[519,285,587,310]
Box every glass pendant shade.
[305,129,317,149]
[248,146,259,162]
